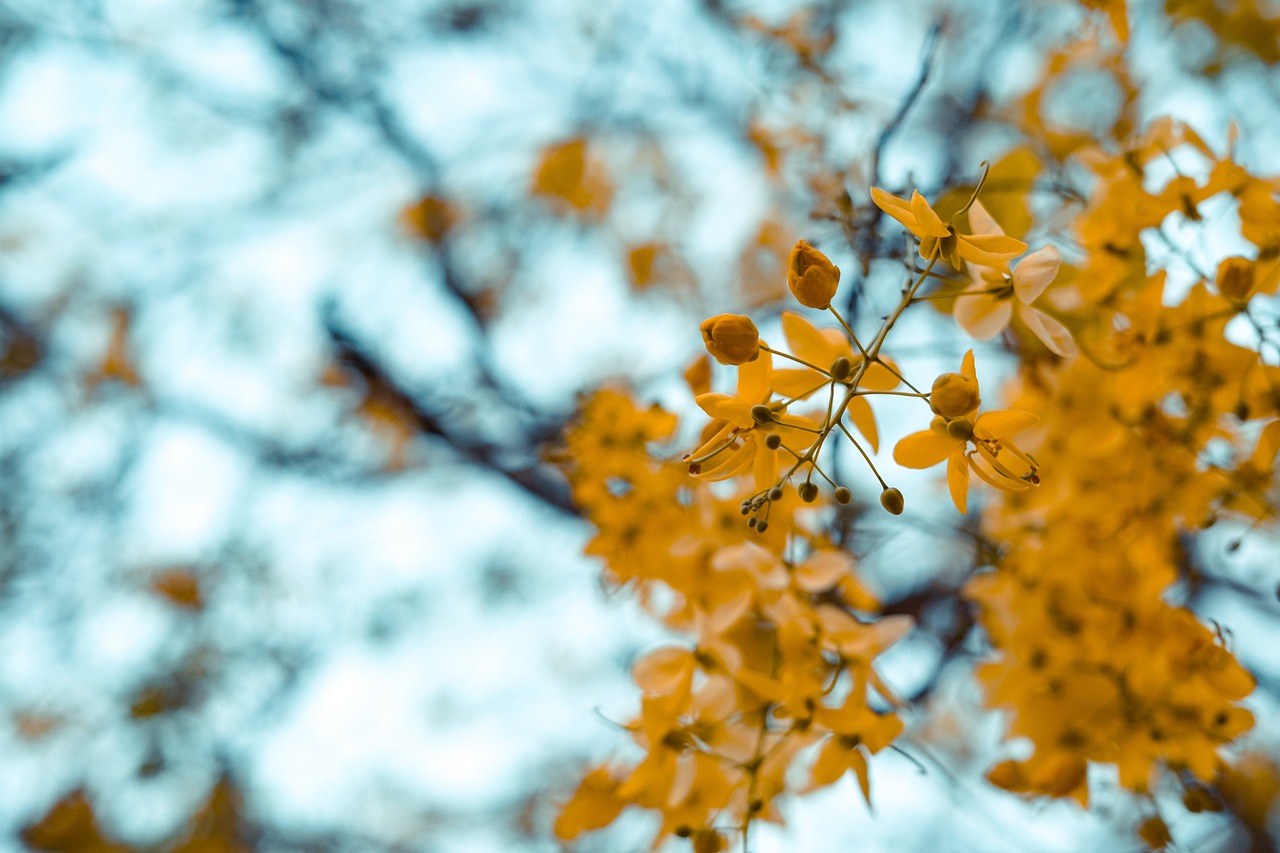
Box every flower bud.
[798,481,819,503]
[946,417,975,440]
[1217,256,1254,304]
[700,314,760,365]
[788,240,840,309]
[830,356,852,381]
[880,487,904,515]
[930,372,980,418]
[750,404,774,424]
[764,433,782,449]
[833,486,852,504]
[767,485,783,501]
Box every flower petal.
[960,349,977,382]
[810,738,851,789]
[698,439,755,481]
[781,310,836,365]
[956,233,1027,266]
[967,200,1004,238]
[1012,245,1061,304]
[973,409,1039,440]
[860,356,901,391]
[870,187,917,231]
[696,393,753,429]
[771,368,828,399]
[909,190,950,237]
[953,288,1013,340]
[847,395,879,453]
[948,449,970,514]
[753,439,778,491]
[1019,305,1076,357]
[737,346,772,401]
[893,424,959,468]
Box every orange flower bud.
[930,372,981,418]
[699,314,760,365]
[1217,256,1254,304]
[788,240,840,309]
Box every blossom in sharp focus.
[953,201,1076,357]
[870,187,1027,269]
[686,350,818,490]
[892,350,1040,514]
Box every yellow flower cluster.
[955,119,1277,840]
[554,388,905,849]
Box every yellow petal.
[1019,305,1075,357]
[737,346,772,401]
[966,199,1004,238]
[810,738,851,789]
[699,440,755,481]
[947,449,970,514]
[956,233,1027,266]
[953,288,1013,340]
[973,409,1039,440]
[849,747,872,806]
[848,395,879,453]
[781,310,837,365]
[771,368,828,399]
[752,440,778,491]
[870,187,917,230]
[860,356,901,391]
[554,767,626,840]
[909,190,950,237]
[893,424,960,468]
[960,349,977,382]
[633,647,693,694]
[696,393,753,429]
[1012,245,1060,304]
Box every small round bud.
[798,482,819,503]
[1217,256,1254,304]
[740,504,751,515]
[880,487,905,515]
[767,486,784,502]
[946,417,975,440]
[691,829,727,853]
[788,240,840,309]
[674,826,692,839]
[764,432,782,449]
[755,521,768,533]
[748,516,757,528]
[829,356,852,381]
[750,404,773,425]
[699,314,760,365]
[930,372,981,418]
[833,486,852,504]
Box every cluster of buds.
[690,238,916,525]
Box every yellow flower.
[700,314,760,365]
[953,202,1076,357]
[769,311,898,451]
[787,240,840,309]
[805,667,904,802]
[686,350,818,490]
[893,351,1039,513]
[870,187,1027,269]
